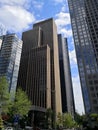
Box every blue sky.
[0,0,85,114]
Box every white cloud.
[0,0,37,33]
[0,0,26,5]
[0,0,29,9]
[0,5,35,32]
[0,23,7,36]
[72,76,85,115]
[54,0,72,37]
[32,1,44,10]
[61,1,69,12]
[0,0,45,33]
[55,12,71,26]
[61,5,66,12]
[59,28,72,37]
[0,0,44,10]
[53,0,64,3]
[55,11,72,37]
[68,38,74,50]
[69,49,77,66]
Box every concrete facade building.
[17,18,62,123]
[0,34,22,96]
[68,0,98,113]
[58,34,75,115]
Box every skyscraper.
[17,18,62,124]
[58,34,75,115]
[0,34,22,96]
[68,0,98,113]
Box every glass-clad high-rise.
[68,0,98,113]
[0,34,22,96]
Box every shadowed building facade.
[26,45,51,110]
[68,0,98,113]
[17,18,62,125]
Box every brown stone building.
[26,45,51,110]
[17,18,62,125]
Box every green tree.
[0,76,12,129]
[9,88,32,117]
[56,112,76,129]
[82,113,98,130]
[45,108,53,128]
[63,113,76,129]
[74,112,83,127]
[56,112,63,128]
[0,116,3,130]
[0,76,11,113]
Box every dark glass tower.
[0,34,22,97]
[68,0,98,113]
[58,34,75,115]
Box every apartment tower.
[68,0,98,113]
[17,18,62,124]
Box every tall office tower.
[0,34,22,96]
[17,18,62,124]
[68,0,98,113]
[58,34,75,115]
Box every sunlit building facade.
[0,34,22,96]
[68,0,98,113]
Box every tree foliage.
[81,113,98,129]
[0,116,3,129]
[0,76,11,113]
[44,108,53,128]
[56,112,63,128]
[74,113,98,129]
[63,113,76,128]
[9,88,32,117]
[74,112,83,125]
[56,112,77,129]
